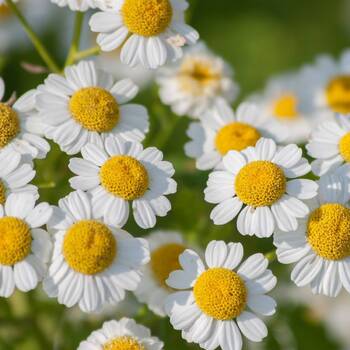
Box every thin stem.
[73,46,101,62]
[5,0,60,73]
[65,12,85,67]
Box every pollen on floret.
[63,220,116,275]
[273,94,299,120]
[151,243,186,288]
[235,160,286,207]
[307,203,350,260]
[0,180,6,205]
[339,132,350,163]
[0,103,20,149]
[100,155,149,201]
[193,268,247,320]
[0,217,32,266]
[103,336,145,350]
[326,75,350,113]
[215,122,261,155]
[69,87,120,132]
[121,0,173,37]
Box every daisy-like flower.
[35,61,149,155]
[43,190,150,313]
[68,136,177,229]
[274,173,350,297]
[78,318,164,350]
[135,230,194,316]
[0,78,50,160]
[50,0,96,11]
[185,100,287,171]
[204,138,318,237]
[165,240,277,350]
[157,42,239,118]
[306,114,350,176]
[0,193,52,297]
[89,0,199,69]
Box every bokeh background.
[1,0,350,349]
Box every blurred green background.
[1,0,350,349]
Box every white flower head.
[165,241,277,350]
[0,77,50,160]
[78,318,163,350]
[0,193,53,297]
[89,0,199,69]
[50,0,96,11]
[44,190,150,313]
[157,42,239,118]
[68,136,177,229]
[274,173,350,297]
[35,61,149,155]
[185,100,288,171]
[204,138,318,237]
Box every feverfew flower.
[0,193,52,297]
[89,0,199,69]
[68,136,177,229]
[204,138,318,237]
[50,0,96,11]
[166,241,277,350]
[78,318,164,350]
[35,61,149,155]
[44,190,150,313]
[157,42,239,118]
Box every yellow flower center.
[151,243,186,288]
[235,161,286,207]
[193,268,247,320]
[326,75,350,113]
[339,132,350,163]
[0,217,32,266]
[100,155,149,201]
[307,203,350,260]
[273,94,299,120]
[69,87,120,132]
[215,122,261,156]
[121,0,173,37]
[0,180,6,205]
[63,220,116,275]
[0,103,20,149]
[103,336,145,350]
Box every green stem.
[65,12,85,67]
[73,46,101,62]
[5,0,60,73]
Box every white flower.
[78,318,163,350]
[165,240,277,350]
[50,0,96,11]
[157,42,239,118]
[204,138,318,237]
[274,173,350,297]
[0,78,50,160]
[0,193,53,297]
[35,61,149,155]
[43,190,150,313]
[89,0,199,69]
[135,230,194,316]
[186,100,287,171]
[68,136,177,229]
[306,114,350,176]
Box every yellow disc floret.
[339,132,350,163]
[326,75,350,113]
[121,0,173,37]
[69,87,119,132]
[0,103,20,149]
[0,180,6,205]
[193,268,247,320]
[235,161,286,207]
[0,217,32,266]
[273,94,299,120]
[307,203,350,260]
[103,336,145,350]
[151,243,186,287]
[100,155,149,201]
[63,220,116,275]
[215,122,261,156]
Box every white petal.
[291,253,323,287]
[237,311,268,342]
[26,203,53,228]
[286,179,318,199]
[14,260,38,292]
[210,198,242,225]
[219,321,242,350]
[247,294,276,316]
[222,242,244,270]
[205,241,228,268]
[238,253,268,280]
